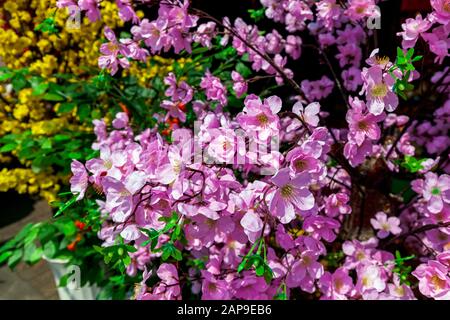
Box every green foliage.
[35,17,59,34]
[390,48,422,100]
[237,238,274,284]
[248,8,265,22]
[392,250,415,285]
[401,155,428,173]
[140,212,186,262]
[93,237,138,274]
[273,282,288,300]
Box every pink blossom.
[70,160,88,200]
[286,250,324,291]
[301,76,334,101]
[201,271,231,300]
[237,95,281,141]
[292,101,320,127]
[325,193,352,218]
[431,0,450,25]
[346,0,378,21]
[303,215,340,242]
[361,66,398,115]
[268,169,315,223]
[231,71,247,98]
[78,0,101,22]
[200,71,228,106]
[285,35,302,60]
[370,212,402,239]
[412,260,450,299]
[412,172,450,214]
[342,67,363,92]
[193,22,217,48]
[318,268,353,300]
[397,14,432,49]
[98,27,130,75]
[356,264,386,293]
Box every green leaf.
[54,195,78,217]
[236,62,252,78]
[58,102,76,113]
[8,249,23,269]
[0,72,14,81]
[0,143,17,152]
[32,83,49,96]
[255,264,265,276]
[43,241,57,258]
[0,251,13,265]
[172,247,183,261]
[42,93,65,101]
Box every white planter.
[44,256,100,300]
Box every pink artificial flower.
[430,0,450,25]
[335,43,362,68]
[200,71,228,106]
[98,27,131,75]
[70,160,89,200]
[303,215,340,242]
[286,250,324,291]
[201,271,231,300]
[269,169,315,223]
[397,14,432,49]
[318,267,353,300]
[356,264,386,293]
[346,0,378,21]
[78,0,101,22]
[285,35,302,60]
[341,67,363,92]
[370,212,402,239]
[164,72,193,104]
[346,97,383,146]
[362,66,398,115]
[103,171,147,222]
[325,193,352,218]
[412,172,450,214]
[231,71,247,98]
[292,101,320,127]
[412,260,450,299]
[237,95,281,141]
[193,22,217,48]
[240,209,264,243]
[422,25,450,64]
[301,76,334,101]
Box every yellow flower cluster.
[0,168,61,202]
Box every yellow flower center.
[107,42,119,52]
[294,159,307,171]
[431,275,446,290]
[256,113,269,126]
[281,184,294,198]
[371,83,388,98]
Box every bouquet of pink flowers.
[59,0,449,300]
